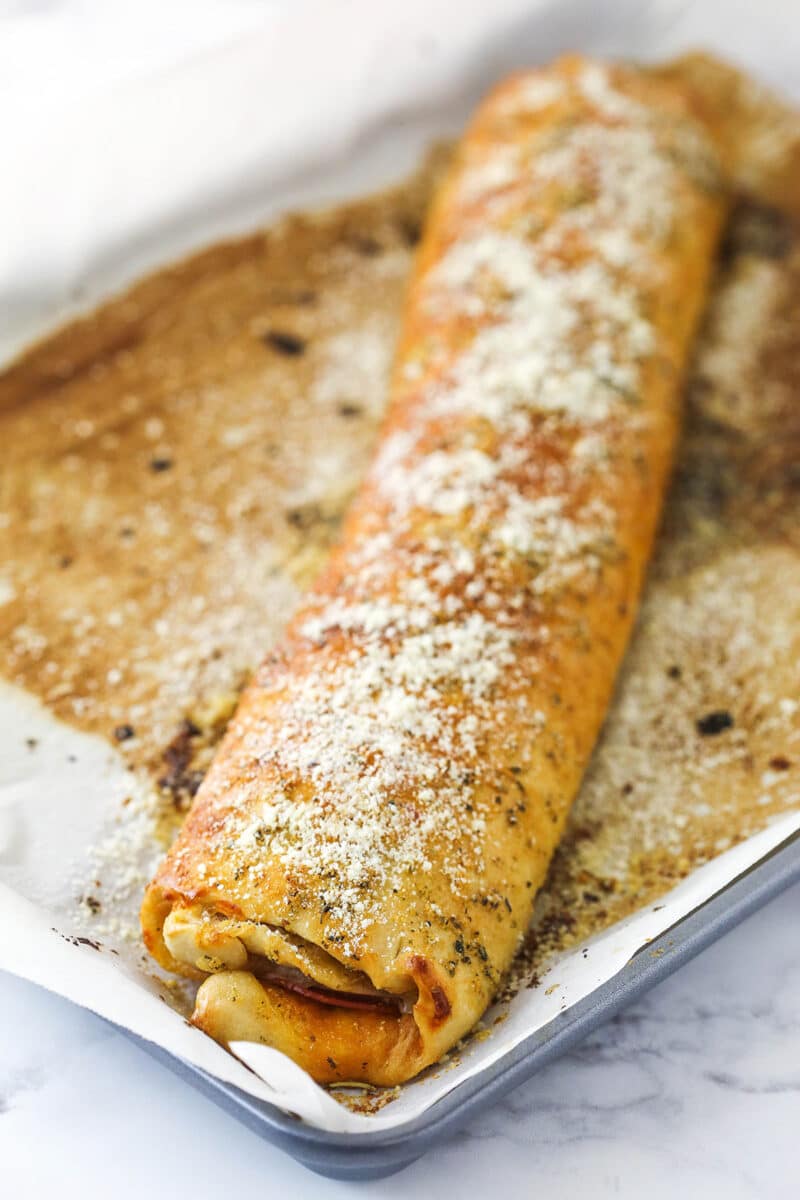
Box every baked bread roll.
[141,56,727,1085]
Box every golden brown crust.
[193,971,422,1086]
[142,56,728,1084]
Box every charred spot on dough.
[430,987,451,1021]
[263,330,307,356]
[347,233,383,257]
[696,709,734,736]
[722,203,792,262]
[408,953,452,1023]
[396,215,423,245]
[157,719,205,810]
[769,756,791,771]
[285,503,332,532]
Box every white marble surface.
[1,883,798,1196]
[2,1,799,1194]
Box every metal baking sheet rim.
[122,830,800,1181]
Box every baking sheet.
[1,0,799,1137]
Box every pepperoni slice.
[270,975,401,1015]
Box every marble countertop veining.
[2,882,798,1198]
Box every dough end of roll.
[192,970,427,1086]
